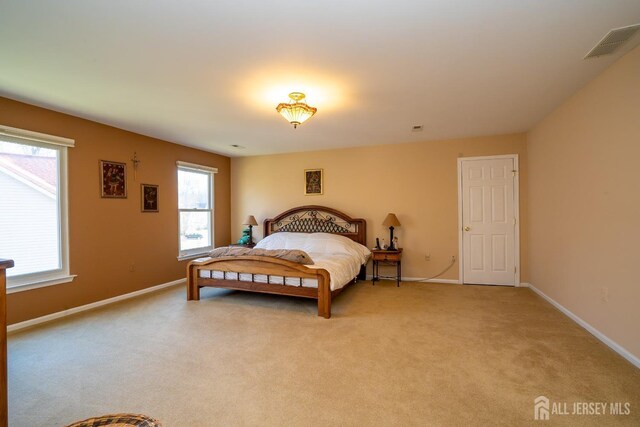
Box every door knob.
[464,226,471,231]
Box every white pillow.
[307,233,371,263]
[255,232,302,250]
[256,232,371,264]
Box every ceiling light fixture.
[276,92,317,129]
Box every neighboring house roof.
[0,153,56,196]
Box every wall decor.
[304,168,323,195]
[141,184,159,212]
[131,151,141,180]
[100,160,127,198]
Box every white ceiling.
[1,1,639,157]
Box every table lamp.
[382,213,401,251]
[243,215,258,244]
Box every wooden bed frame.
[187,205,367,318]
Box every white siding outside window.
[0,125,75,292]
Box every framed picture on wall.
[141,184,159,212]
[304,168,323,195]
[100,160,127,198]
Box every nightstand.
[230,243,256,248]
[371,249,402,287]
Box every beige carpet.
[8,281,640,426]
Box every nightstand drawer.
[373,252,401,262]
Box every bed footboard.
[186,256,333,318]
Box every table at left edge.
[1,259,15,427]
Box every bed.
[186,205,369,318]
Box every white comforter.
[305,252,364,290]
[255,232,371,290]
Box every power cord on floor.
[375,256,457,283]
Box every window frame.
[0,125,75,293]
[176,161,217,260]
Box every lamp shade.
[382,213,401,227]
[243,215,258,226]
[276,92,317,128]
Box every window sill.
[7,274,76,294]
[177,253,211,261]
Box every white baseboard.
[405,277,460,284]
[8,278,185,333]
[364,275,459,284]
[528,283,639,369]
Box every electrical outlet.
[425,254,431,261]
[601,286,609,302]
[128,263,136,272]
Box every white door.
[459,156,518,286]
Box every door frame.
[457,154,520,286]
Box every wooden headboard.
[263,205,367,246]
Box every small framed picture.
[100,160,127,198]
[304,169,323,195]
[141,184,159,212]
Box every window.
[0,125,74,291]
[177,161,217,259]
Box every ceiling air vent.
[584,23,640,59]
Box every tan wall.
[0,97,231,324]
[231,133,528,281]
[527,46,640,358]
